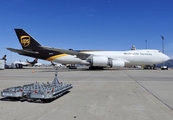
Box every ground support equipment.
[1,69,73,102]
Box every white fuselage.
[52,49,170,66]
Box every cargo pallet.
[1,69,73,102]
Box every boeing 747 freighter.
[7,29,170,69]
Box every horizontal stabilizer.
[6,48,39,55]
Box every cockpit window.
[158,51,161,53]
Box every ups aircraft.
[7,29,170,70]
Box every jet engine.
[88,56,109,66]
[87,56,125,68]
[109,60,125,68]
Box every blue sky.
[0,0,173,64]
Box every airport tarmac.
[0,67,173,120]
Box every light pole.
[161,36,165,67]
[161,36,164,53]
[145,40,147,49]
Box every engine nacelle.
[109,60,125,68]
[88,56,109,66]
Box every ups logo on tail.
[20,36,30,47]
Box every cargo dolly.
[1,69,73,102]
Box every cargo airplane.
[26,58,38,66]
[14,58,38,66]
[1,55,7,61]
[7,29,170,69]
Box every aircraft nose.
[164,54,170,61]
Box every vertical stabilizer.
[1,55,7,61]
[14,29,41,51]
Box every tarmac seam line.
[124,71,173,111]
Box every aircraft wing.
[40,46,91,60]
[7,48,39,55]
[39,46,78,55]
[39,46,131,62]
